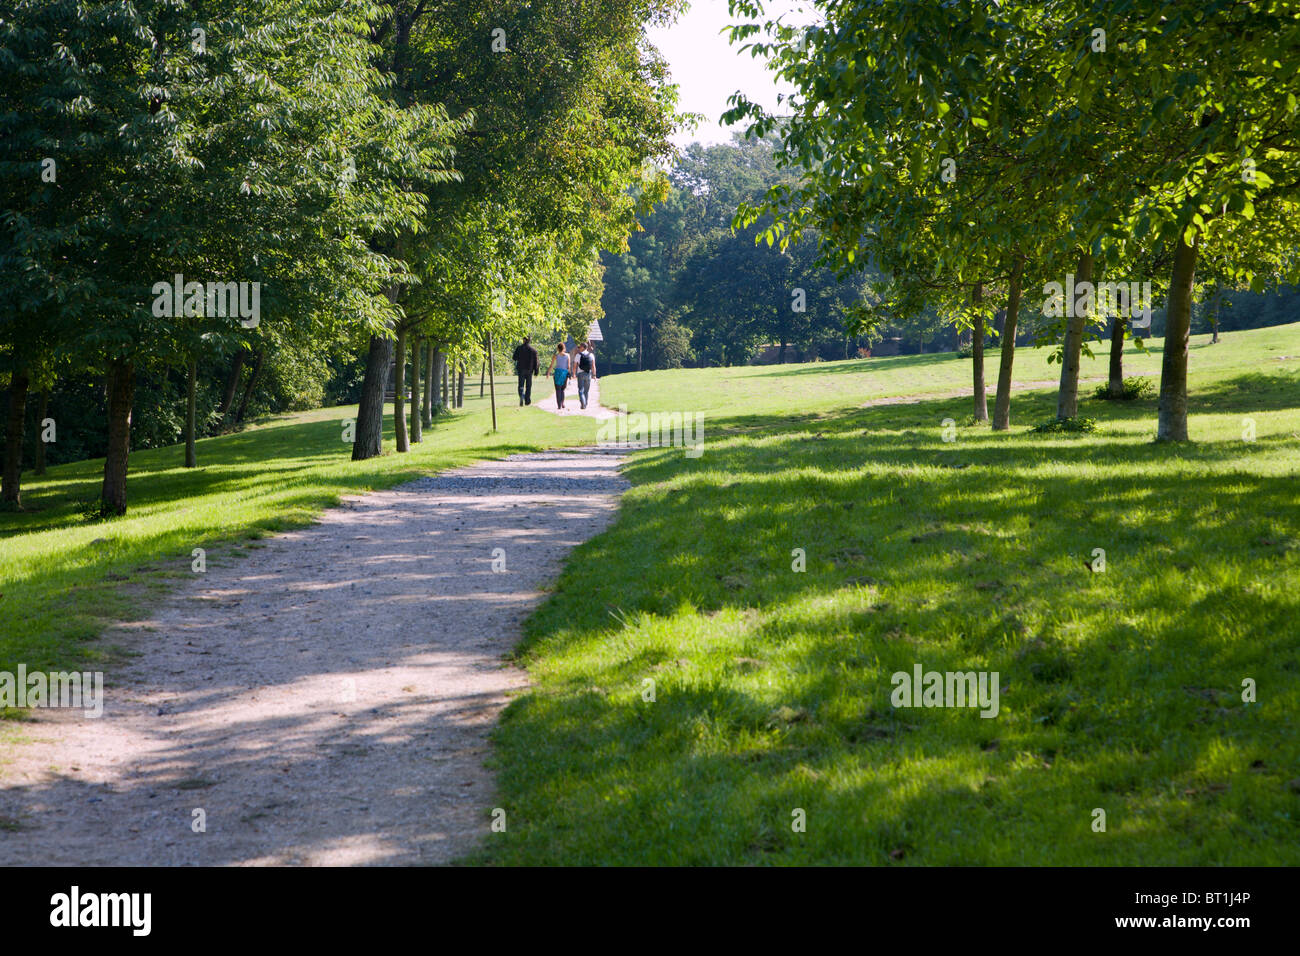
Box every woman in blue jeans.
[546,342,571,409]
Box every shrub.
[1031,416,1098,434]
[1094,376,1155,401]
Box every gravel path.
[534,373,619,419]
[0,447,628,866]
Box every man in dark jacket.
[512,336,540,405]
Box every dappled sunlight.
[1,444,626,865]
[0,398,596,678]
[489,359,1300,864]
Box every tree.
[727,0,1300,440]
[652,311,693,368]
[350,0,681,457]
[726,1,1071,428]
[1040,1,1300,439]
[1,0,440,511]
[603,134,868,369]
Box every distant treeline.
[601,135,1300,370]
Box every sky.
[646,0,814,148]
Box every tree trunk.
[972,283,989,423]
[457,364,465,407]
[394,328,409,453]
[1209,282,1222,343]
[1157,233,1198,442]
[352,333,393,460]
[442,357,449,408]
[480,361,486,398]
[1108,315,1127,397]
[184,358,198,467]
[423,341,434,427]
[430,346,443,414]
[355,246,405,460]
[218,351,245,422]
[100,360,135,515]
[486,333,498,431]
[410,337,422,444]
[34,386,49,476]
[2,370,29,507]
[1057,252,1093,419]
[234,350,264,423]
[992,263,1023,431]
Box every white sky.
[647,0,815,147]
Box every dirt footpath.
[534,373,619,419]
[0,447,628,866]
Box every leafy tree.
[1,0,442,511]
[651,310,693,368]
[603,134,868,369]
[726,0,1300,440]
[350,0,680,456]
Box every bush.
[265,341,328,413]
[1094,376,1155,401]
[130,371,186,450]
[1031,416,1098,434]
[652,312,693,369]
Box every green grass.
[4,327,1299,864]
[0,380,593,687]
[599,323,1300,425]
[482,325,1300,865]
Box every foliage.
[650,311,693,369]
[1095,377,1156,402]
[1030,416,1098,434]
[723,0,1300,437]
[602,134,872,368]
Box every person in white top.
[545,342,571,410]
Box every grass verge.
[0,383,594,687]
[482,327,1300,864]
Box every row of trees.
[1,0,680,512]
[726,0,1300,437]
[601,134,876,369]
[602,109,1296,372]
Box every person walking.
[546,342,571,410]
[574,341,596,409]
[512,336,539,406]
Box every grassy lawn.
[598,324,1300,424]
[4,326,1298,864]
[0,380,593,690]
[483,324,1300,864]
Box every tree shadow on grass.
[762,351,966,378]
[491,369,1300,864]
[0,409,543,539]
